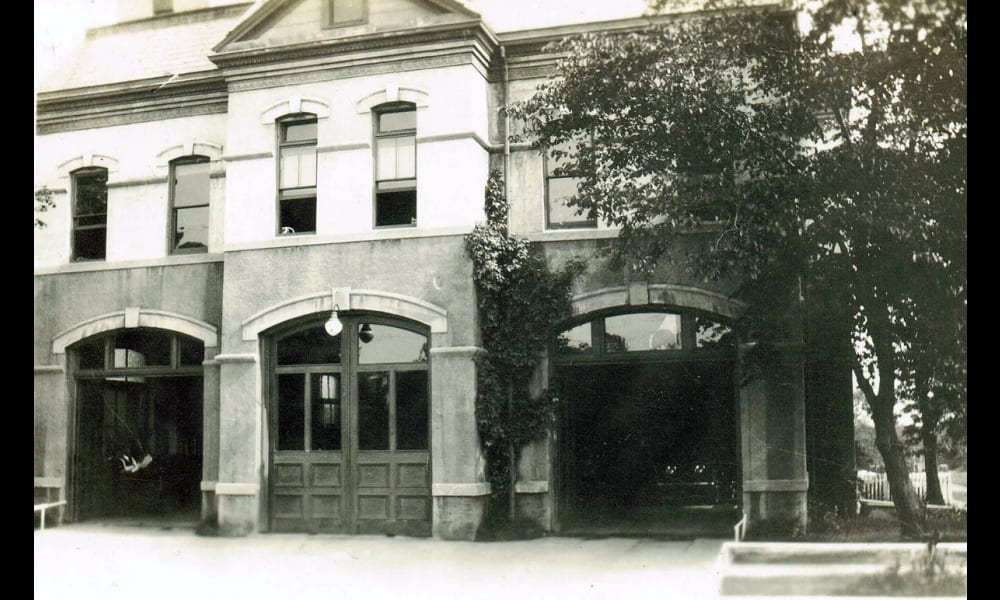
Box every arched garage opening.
[68,328,205,525]
[552,307,740,536]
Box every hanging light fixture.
[324,305,343,337]
[359,323,374,343]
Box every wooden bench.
[34,476,65,530]
[34,500,67,530]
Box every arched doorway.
[265,312,431,536]
[551,307,740,536]
[69,328,205,524]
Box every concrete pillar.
[200,348,221,526]
[740,341,809,535]
[214,352,262,536]
[429,346,490,540]
[514,355,553,531]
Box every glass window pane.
[375,190,416,226]
[556,322,592,356]
[178,336,204,366]
[283,121,316,143]
[333,0,364,24]
[605,313,682,352]
[174,206,209,251]
[76,337,106,369]
[395,136,415,179]
[280,146,316,189]
[74,169,108,216]
[173,160,209,208]
[113,329,173,367]
[378,109,414,133]
[695,316,735,350]
[277,374,305,451]
[376,137,398,180]
[358,372,389,450]
[310,373,342,451]
[396,371,428,450]
[547,177,594,227]
[358,324,428,364]
[277,327,341,365]
[279,196,316,234]
[74,228,107,261]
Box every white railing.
[857,470,953,506]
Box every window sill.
[34,252,224,276]
[224,226,473,252]
[524,228,620,242]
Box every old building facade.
[34,0,852,539]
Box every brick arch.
[51,308,219,355]
[241,288,448,342]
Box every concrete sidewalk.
[34,524,727,600]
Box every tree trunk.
[914,365,945,505]
[869,395,926,537]
[921,428,945,506]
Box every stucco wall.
[217,235,476,352]
[33,261,225,365]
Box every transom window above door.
[553,309,735,361]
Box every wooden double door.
[268,315,431,536]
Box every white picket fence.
[857,470,954,506]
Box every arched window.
[373,103,416,227]
[277,113,318,235]
[72,167,108,261]
[169,155,210,253]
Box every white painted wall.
[33,113,228,268]
[224,64,490,245]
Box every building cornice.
[35,73,228,134]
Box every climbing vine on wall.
[465,169,583,528]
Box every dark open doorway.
[552,309,740,537]
[71,328,204,527]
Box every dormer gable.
[214,0,480,53]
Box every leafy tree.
[510,0,965,536]
[35,186,55,229]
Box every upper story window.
[72,167,108,261]
[374,103,417,228]
[545,141,596,229]
[278,115,318,235]
[153,0,173,15]
[170,156,210,254]
[325,0,366,28]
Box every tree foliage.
[465,170,583,529]
[35,186,55,229]
[510,0,965,536]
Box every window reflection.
[278,327,341,365]
[311,373,341,451]
[556,322,591,356]
[357,324,427,364]
[358,372,389,450]
[605,313,682,352]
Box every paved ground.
[34,523,727,600]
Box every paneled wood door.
[269,316,431,536]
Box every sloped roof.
[37,4,253,93]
